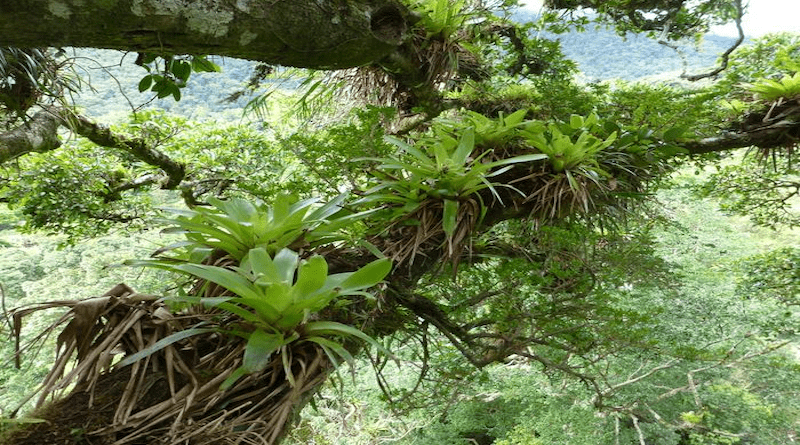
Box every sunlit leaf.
[338,258,391,293]
[442,199,459,238]
[243,329,284,373]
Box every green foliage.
[409,0,473,39]
[736,247,800,307]
[457,108,530,149]
[714,33,800,102]
[1,145,157,239]
[4,6,800,444]
[136,54,221,101]
[599,81,725,141]
[0,109,313,240]
[696,151,800,229]
[452,65,592,123]
[358,123,545,239]
[522,112,617,174]
[141,247,389,332]
[124,195,392,387]
[153,194,366,261]
[0,48,78,117]
[276,106,396,196]
[539,0,740,41]
[746,71,800,101]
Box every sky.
[519,0,800,37]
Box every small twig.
[680,0,745,81]
[631,414,646,445]
[55,107,186,189]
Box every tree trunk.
[0,0,408,69]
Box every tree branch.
[0,0,407,69]
[683,121,800,155]
[61,110,186,189]
[680,0,745,81]
[0,111,61,163]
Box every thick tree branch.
[0,0,407,69]
[0,111,61,163]
[62,111,186,189]
[683,120,800,155]
[0,108,187,189]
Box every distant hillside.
[512,10,739,80]
[559,32,736,81]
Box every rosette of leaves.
[448,108,530,149]
[519,113,619,216]
[13,196,394,443]
[411,0,471,40]
[746,71,800,102]
[128,246,392,387]
[357,126,546,261]
[122,194,392,387]
[156,193,370,263]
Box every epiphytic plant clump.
[11,195,392,444]
[357,119,546,262]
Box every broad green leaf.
[243,329,284,372]
[274,309,305,330]
[214,301,265,324]
[663,126,685,142]
[191,56,221,73]
[305,336,355,367]
[271,194,291,223]
[245,247,280,283]
[117,327,215,368]
[294,255,328,297]
[491,153,549,167]
[247,282,292,314]
[304,321,395,359]
[452,128,476,166]
[295,290,337,312]
[387,136,436,168]
[442,199,459,238]
[338,258,392,293]
[138,75,153,92]
[213,197,257,222]
[169,60,190,81]
[569,114,584,129]
[504,108,528,127]
[170,263,262,300]
[288,196,320,216]
[272,248,299,283]
[307,193,346,221]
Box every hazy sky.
[519,0,800,37]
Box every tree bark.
[0,0,408,69]
[0,111,61,163]
[0,108,185,189]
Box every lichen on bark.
[2,0,408,69]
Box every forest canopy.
[0,0,799,444]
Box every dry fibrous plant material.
[8,283,332,445]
